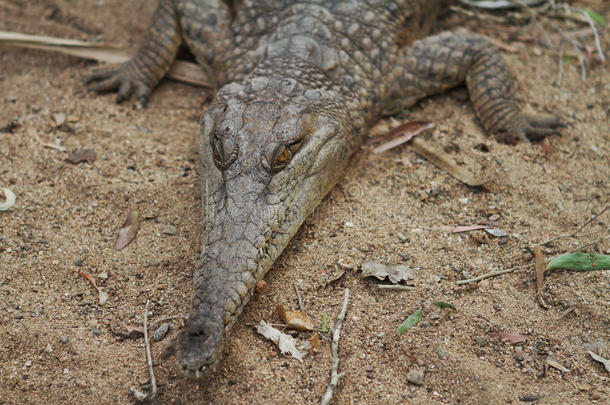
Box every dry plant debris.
[115,211,140,251]
[0,187,16,211]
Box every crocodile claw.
[84,63,153,107]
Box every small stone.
[63,368,70,374]
[91,326,104,336]
[436,348,448,359]
[74,259,83,267]
[163,225,177,235]
[60,336,69,344]
[98,271,108,280]
[25,360,32,367]
[478,279,490,289]
[474,337,488,347]
[406,369,424,385]
[397,232,407,242]
[152,323,170,342]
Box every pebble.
[397,232,407,242]
[406,369,424,385]
[474,337,488,347]
[25,360,32,367]
[152,323,170,342]
[436,348,448,359]
[91,326,104,336]
[163,225,177,235]
[60,336,69,344]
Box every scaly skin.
[85,0,564,378]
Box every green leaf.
[585,9,606,26]
[397,309,422,335]
[547,252,610,271]
[562,55,573,65]
[433,301,457,311]
[321,312,329,333]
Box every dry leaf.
[256,280,267,293]
[588,351,610,372]
[256,320,308,361]
[545,356,570,373]
[490,332,529,344]
[309,334,321,350]
[115,324,145,339]
[53,113,66,126]
[410,137,486,187]
[370,121,435,153]
[277,304,315,331]
[116,211,140,251]
[361,261,413,284]
[66,148,97,164]
[0,31,212,88]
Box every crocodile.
[85,0,563,379]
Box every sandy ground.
[1,1,608,404]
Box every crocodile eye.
[271,146,292,172]
[212,142,224,168]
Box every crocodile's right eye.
[212,141,224,169]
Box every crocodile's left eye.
[270,145,292,172]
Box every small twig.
[148,314,186,331]
[41,142,67,152]
[565,234,610,254]
[539,206,608,247]
[144,301,157,399]
[534,246,548,309]
[456,267,518,285]
[320,288,350,405]
[582,9,605,62]
[129,300,157,403]
[550,23,587,81]
[294,284,305,313]
[555,49,564,87]
[377,284,415,291]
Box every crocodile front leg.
[84,0,182,105]
[380,31,564,143]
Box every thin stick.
[294,284,305,313]
[534,246,548,309]
[456,267,518,285]
[41,142,67,152]
[377,284,415,291]
[320,288,350,405]
[582,9,605,62]
[565,234,610,254]
[555,49,564,87]
[539,205,608,247]
[144,300,157,399]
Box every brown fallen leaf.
[410,137,486,187]
[534,246,548,309]
[369,121,435,153]
[70,269,108,305]
[361,261,414,284]
[256,280,267,293]
[490,331,529,344]
[540,138,554,154]
[309,333,321,350]
[0,31,212,88]
[116,211,140,251]
[545,356,570,373]
[114,323,145,340]
[66,148,97,164]
[53,113,66,126]
[277,304,315,331]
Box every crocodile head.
[176,73,357,378]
